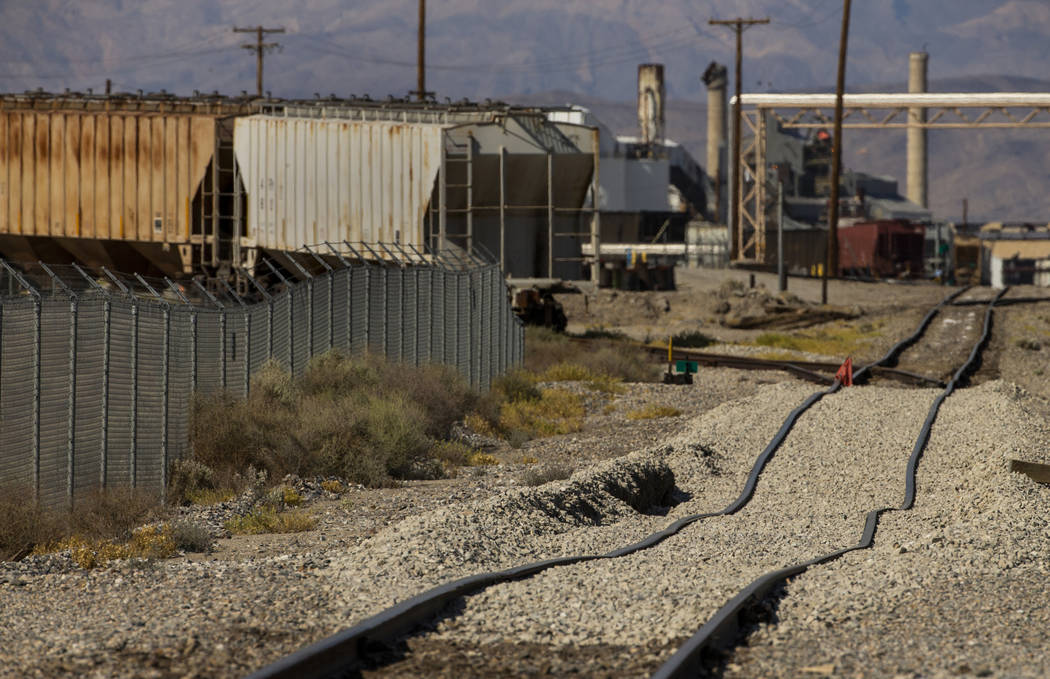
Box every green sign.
[675,360,699,374]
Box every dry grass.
[225,508,317,535]
[525,327,659,383]
[36,524,177,569]
[1,486,166,564]
[749,321,884,358]
[0,488,64,561]
[499,388,584,437]
[523,462,574,487]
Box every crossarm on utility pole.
[233,25,286,97]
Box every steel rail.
[652,287,1007,679]
[244,288,967,679]
[646,346,947,388]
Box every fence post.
[285,256,314,362]
[305,245,335,352]
[162,305,170,498]
[220,310,227,390]
[264,259,293,371]
[130,300,138,488]
[244,310,250,396]
[33,297,40,500]
[191,309,198,391]
[102,299,110,487]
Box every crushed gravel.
[723,380,1050,679]
[3,281,1050,679]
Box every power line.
[772,0,842,29]
[233,25,285,97]
[293,29,703,75]
[0,45,234,80]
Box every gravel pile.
[411,384,940,652]
[326,381,819,628]
[724,380,1050,679]
[0,369,776,679]
[6,348,1047,678]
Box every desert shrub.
[260,485,302,509]
[579,345,659,383]
[70,487,162,541]
[225,508,316,535]
[751,323,881,358]
[185,488,236,506]
[431,440,474,467]
[523,462,574,487]
[577,326,628,340]
[187,352,475,490]
[298,350,375,399]
[492,369,541,403]
[404,363,479,439]
[507,430,532,449]
[540,363,595,382]
[626,404,683,420]
[499,388,584,437]
[168,459,217,507]
[670,330,716,349]
[0,488,64,561]
[467,452,500,466]
[170,521,213,553]
[40,524,177,569]
[320,479,346,494]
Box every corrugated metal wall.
[0,260,522,506]
[233,116,444,250]
[0,111,214,244]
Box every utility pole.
[411,0,433,100]
[709,17,769,262]
[822,0,851,305]
[233,25,285,97]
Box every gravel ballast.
[408,385,941,650]
[724,380,1050,679]
[3,300,1050,679]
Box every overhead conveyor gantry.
[730,92,1050,264]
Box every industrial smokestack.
[638,63,665,147]
[702,62,728,222]
[907,51,928,208]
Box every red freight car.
[838,220,926,278]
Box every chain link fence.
[0,257,523,507]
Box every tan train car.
[0,95,252,277]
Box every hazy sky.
[1,0,1047,102]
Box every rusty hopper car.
[838,219,926,278]
[0,94,599,282]
[0,93,256,277]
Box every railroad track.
[247,287,1011,679]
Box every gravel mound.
[329,452,678,618]
[328,382,820,627]
[424,384,942,648]
[724,380,1050,678]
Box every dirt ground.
[192,268,1050,569]
[556,267,953,344]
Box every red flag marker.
[835,356,853,386]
